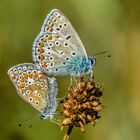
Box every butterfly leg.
[69,76,77,86]
[70,77,73,87]
[73,76,78,85]
[89,70,93,79]
[56,96,67,103]
[50,117,61,126]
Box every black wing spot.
[60,51,64,55]
[63,23,67,27]
[66,35,71,40]
[51,63,54,66]
[64,42,69,47]
[72,52,76,55]
[56,28,60,31]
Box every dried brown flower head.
[59,78,104,140]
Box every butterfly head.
[40,113,50,120]
[89,57,96,67]
[40,104,57,120]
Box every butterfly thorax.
[68,56,96,76]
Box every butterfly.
[7,63,58,120]
[32,9,96,77]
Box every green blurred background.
[0,0,140,140]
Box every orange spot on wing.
[24,74,28,79]
[42,63,47,69]
[28,74,33,78]
[48,35,52,40]
[40,73,46,78]
[43,37,46,42]
[47,27,53,33]
[40,49,44,53]
[38,42,44,47]
[39,55,45,60]
[33,73,38,78]
[20,77,25,82]
[18,84,25,88]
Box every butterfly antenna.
[94,50,108,56]
[18,115,38,128]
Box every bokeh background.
[0,0,140,140]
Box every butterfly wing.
[32,9,89,76]
[7,63,58,114]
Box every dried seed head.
[61,118,73,126]
[59,78,104,140]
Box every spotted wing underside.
[7,63,49,112]
[32,9,88,76]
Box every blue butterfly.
[7,63,58,120]
[32,9,96,77]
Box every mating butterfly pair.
[7,9,96,121]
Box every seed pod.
[63,102,71,109]
[59,77,104,139]
[93,104,103,111]
[61,118,73,126]
[86,115,93,122]
[92,99,100,107]
[62,109,72,117]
